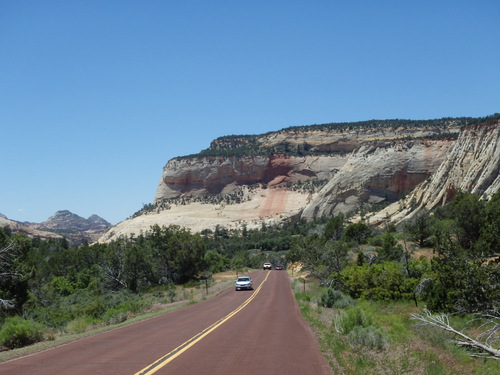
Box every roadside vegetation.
[293,281,500,374]
[1,189,500,373]
[286,190,500,373]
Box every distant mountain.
[88,214,112,229]
[37,210,110,231]
[0,210,112,245]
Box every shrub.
[103,311,128,325]
[27,306,74,329]
[333,305,389,350]
[0,316,45,349]
[334,306,373,334]
[66,316,96,333]
[101,297,146,324]
[168,289,176,303]
[319,288,355,309]
[347,325,388,350]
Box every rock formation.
[154,119,463,202]
[369,119,500,225]
[154,154,345,199]
[300,138,454,219]
[101,117,481,242]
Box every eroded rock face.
[155,122,463,203]
[300,139,454,219]
[369,120,500,225]
[417,121,500,205]
[154,154,346,201]
[103,119,483,241]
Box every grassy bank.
[291,276,500,375]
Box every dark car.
[275,265,283,270]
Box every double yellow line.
[135,272,270,375]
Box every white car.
[235,276,253,291]
[263,262,272,270]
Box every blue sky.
[1,1,499,225]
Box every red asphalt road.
[0,270,332,375]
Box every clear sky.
[1,1,499,225]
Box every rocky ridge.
[0,215,63,241]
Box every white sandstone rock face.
[300,139,453,219]
[369,121,500,225]
[154,123,462,203]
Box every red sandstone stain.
[258,187,289,218]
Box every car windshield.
[238,277,250,281]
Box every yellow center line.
[134,271,271,375]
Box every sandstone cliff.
[155,119,463,202]
[154,154,345,200]
[300,138,454,219]
[369,119,500,225]
[101,118,475,242]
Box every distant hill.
[0,210,112,245]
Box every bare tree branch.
[411,309,500,360]
[103,266,127,288]
[0,298,15,310]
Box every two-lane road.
[0,270,332,374]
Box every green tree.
[452,192,486,250]
[144,225,206,285]
[124,243,148,293]
[427,215,500,312]
[204,250,230,273]
[341,262,417,301]
[344,222,371,244]
[323,214,345,242]
[377,232,404,262]
[480,191,500,255]
[404,209,433,247]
